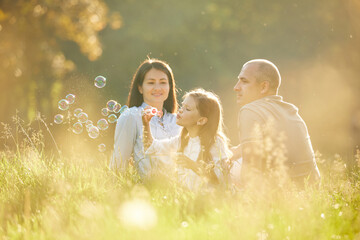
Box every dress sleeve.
[238,108,263,144]
[110,110,137,171]
[145,136,180,156]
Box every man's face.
[234,64,263,107]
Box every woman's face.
[138,68,170,108]
[176,95,201,127]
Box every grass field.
[1,121,360,240]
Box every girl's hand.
[176,153,198,171]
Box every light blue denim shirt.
[110,102,181,177]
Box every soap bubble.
[54,114,64,124]
[88,126,100,139]
[97,119,109,130]
[107,100,117,112]
[77,112,88,123]
[98,143,106,153]
[74,108,83,117]
[101,108,109,116]
[143,107,158,116]
[119,105,129,114]
[95,75,106,88]
[65,94,75,104]
[113,103,121,113]
[86,123,94,132]
[108,114,117,123]
[72,122,83,134]
[85,120,93,127]
[58,99,69,111]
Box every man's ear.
[260,81,270,94]
[138,85,143,94]
[197,117,208,126]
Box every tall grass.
[1,120,360,240]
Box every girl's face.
[176,96,201,128]
[138,68,170,107]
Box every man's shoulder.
[240,95,299,115]
[239,97,271,114]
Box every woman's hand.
[142,106,155,126]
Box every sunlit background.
[0,0,359,158]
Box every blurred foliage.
[0,0,359,154]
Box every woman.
[110,58,181,178]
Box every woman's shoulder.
[117,105,142,121]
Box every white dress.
[145,135,231,190]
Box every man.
[232,59,320,186]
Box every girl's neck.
[145,101,163,111]
[186,125,200,138]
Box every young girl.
[142,89,232,189]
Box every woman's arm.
[142,108,155,151]
[110,111,137,171]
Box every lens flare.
[118,199,158,230]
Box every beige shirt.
[238,95,320,179]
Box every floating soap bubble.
[85,120,93,127]
[97,119,109,130]
[95,75,106,88]
[72,122,83,134]
[77,112,88,123]
[58,99,69,111]
[65,94,75,104]
[54,114,64,124]
[88,126,100,139]
[101,108,109,116]
[113,103,121,113]
[107,100,117,112]
[86,123,94,132]
[74,108,83,117]
[108,114,117,123]
[143,107,158,116]
[98,143,106,153]
[119,105,129,114]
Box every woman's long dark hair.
[127,58,177,113]
[178,89,229,184]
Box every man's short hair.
[243,59,281,92]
